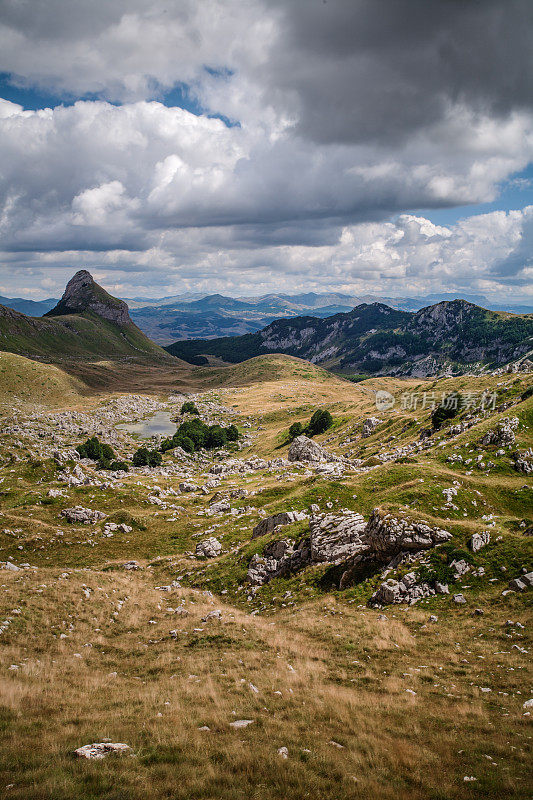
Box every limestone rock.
[195,537,222,559]
[470,532,490,552]
[309,512,367,564]
[481,416,519,447]
[74,742,132,759]
[60,506,107,525]
[365,509,451,559]
[252,511,307,539]
[361,417,381,438]
[288,435,338,463]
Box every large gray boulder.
[361,417,381,438]
[309,512,367,564]
[60,506,107,524]
[195,537,222,558]
[481,416,519,447]
[288,435,338,463]
[252,511,307,539]
[365,509,451,559]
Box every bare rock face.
[513,449,533,474]
[247,538,311,586]
[252,511,307,539]
[60,506,107,524]
[364,509,451,560]
[288,435,338,463]
[309,512,367,564]
[195,537,222,558]
[361,417,381,438]
[480,416,519,447]
[45,270,132,326]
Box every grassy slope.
[0,351,88,407]
[0,308,173,362]
[0,358,531,799]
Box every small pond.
[117,411,177,439]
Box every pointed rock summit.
[45,270,132,326]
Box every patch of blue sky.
[0,70,239,127]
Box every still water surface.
[117,411,176,439]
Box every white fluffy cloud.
[0,0,532,299]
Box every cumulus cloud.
[0,0,532,298]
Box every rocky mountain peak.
[45,270,132,326]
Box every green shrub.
[181,400,200,415]
[109,460,129,472]
[288,422,304,440]
[431,393,463,429]
[174,435,195,453]
[206,425,227,448]
[225,424,239,442]
[133,447,162,467]
[306,409,333,436]
[76,436,118,469]
[521,385,533,401]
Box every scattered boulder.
[369,572,433,606]
[513,449,533,474]
[470,532,490,552]
[361,417,381,438]
[74,742,132,760]
[508,572,533,592]
[481,417,519,447]
[453,594,467,604]
[195,537,222,559]
[288,435,338,463]
[60,506,107,524]
[252,511,307,539]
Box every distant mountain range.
[165,300,533,377]
[1,288,531,345]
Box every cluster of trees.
[180,400,200,415]
[161,418,239,454]
[76,437,129,471]
[132,447,162,467]
[288,409,333,440]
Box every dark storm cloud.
[267,0,533,144]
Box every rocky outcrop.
[247,508,451,588]
[288,435,339,463]
[361,417,381,438]
[46,270,132,326]
[364,509,451,559]
[252,511,307,539]
[247,538,311,586]
[60,506,107,524]
[369,571,434,606]
[195,537,222,558]
[480,416,519,447]
[309,512,367,563]
[513,449,533,474]
[470,532,490,552]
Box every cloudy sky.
[0,0,532,301]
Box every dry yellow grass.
[0,568,531,800]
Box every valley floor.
[0,354,531,799]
